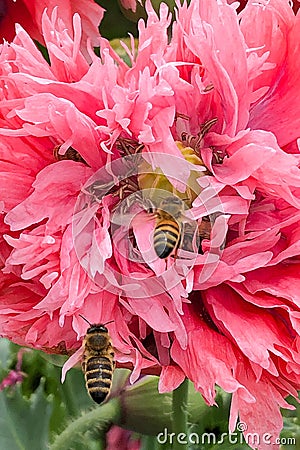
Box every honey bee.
[79,315,115,404]
[153,196,185,259]
[153,196,219,258]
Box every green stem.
[172,378,189,450]
[50,398,121,450]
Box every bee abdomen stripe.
[154,243,176,258]
[155,222,179,232]
[87,357,112,367]
[154,234,178,245]
[88,356,111,363]
[86,370,112,380]
[154,226,178,235]
[154,229,179,240]
[86,361,112,371]
[87,380,111,390]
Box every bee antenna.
[79,314,92,326]
[104,320,114,326]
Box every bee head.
[86,324,108,334]
[79,315,113,334]
[159,196,184,219]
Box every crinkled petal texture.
[0,1,300,448]
[0,0,104,50]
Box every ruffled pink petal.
[119,0,143,13]
[204,286,296,373]
[158,365,186,393]
[3,225,60,288]
[244,264,300,306]
[248,12,300,148]
[182,0,249,135]
[171,305,254,405]
[22,0,104,48]
[41,9,89,82]
[5,162,91,232]
[230,363,295,450]
[61,347,82,383]
[240,0,295,101]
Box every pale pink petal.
[204,286,295,372]
[158,365,186,393]
[61,347,82,383]
[22,0,104,49]
[230,364,295,449]
[171,316,254,405]
[5,162,91,232]
[249,14,300,147]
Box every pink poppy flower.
[0,0,104,48]
[0,0,299,448]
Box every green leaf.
[0,379,53,450]
[96,0,138,39]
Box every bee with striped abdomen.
[153,196,219,258]
[79,315,115,404]
[153,196,185,259]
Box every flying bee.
[79,315,115,404]
[153,196,186,259]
